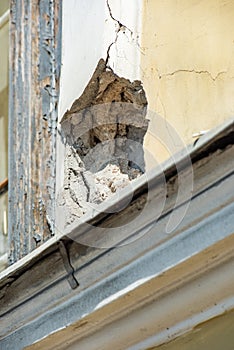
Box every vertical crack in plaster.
[106,0,134,35]
[105,0,142,64]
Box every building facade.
[0,1,234,349]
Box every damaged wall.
[142,0,234,163]
[59,0,234,172]
[58,59,148,225]
[58,0,142,119]
[57,0,234,225]
[56,0,145,226]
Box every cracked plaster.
[141,0,234,165]
[58,0,234,173]
[158,70,227,82]
[57,0,143,204]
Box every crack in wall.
[148,67,228,154]
[105,0,142,64]
[106,0,134,35]
[158,69,227,81]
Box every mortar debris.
[59,58,148,225]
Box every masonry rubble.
[59,58,149,225]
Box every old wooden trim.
[8,0,62,263]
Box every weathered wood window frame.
[8,0,62,264]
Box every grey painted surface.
[8,0,62,263]
[1,182,234,349]
[0,124,233,349]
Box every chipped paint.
[8,0,62,263]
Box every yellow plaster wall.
[141,0,234,165]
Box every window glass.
[0,0,9,259]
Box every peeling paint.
[8,0,62,263]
